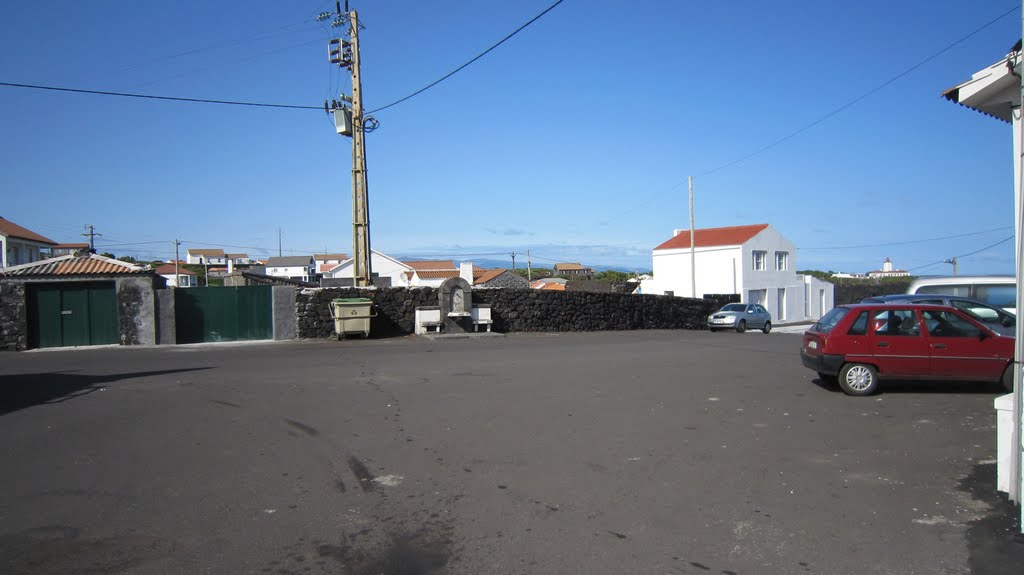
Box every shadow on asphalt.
[959,462,1024,573]
[0,368,212,416]
[809,377,1006,395]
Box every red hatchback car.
[801,303,1014,396]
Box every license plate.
[807,341,817,349]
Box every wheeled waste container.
[330,298,375,339]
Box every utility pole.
[82,224,101,253]
[689,176,696,298]
[278,227,282,257]
[174,239,181,288]
[510,252,517,270]
[324,1,373,287]
[527,250,532,281]
[943,257,959,275]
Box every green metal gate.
[28,282,119,348]
[174,286,272,344]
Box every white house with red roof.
[0,216,57,268]
[154,263,198,287]
[644,223,833,322]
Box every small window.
[775,251,788,271]
[922,310,980,338]
[872,310,920,336]
[846,311,868,335]
[813,307,849,334]
[752,251,767,271]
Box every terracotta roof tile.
[154,264,196,275]
[2,254,148,276]
[474,269,507,284]
[654,224,769,251]
[416,270,460,279]
[405,260,456,271]
[187,248,225,256]
[0,217,57,245]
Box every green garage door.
[29,282,118,349]
[174,286,272,344]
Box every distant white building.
[642,223,834,322]
[324,250,413,286]
[265,255,315,282]
[866,257,910,278]
[155,263,197,287]
[186,248,226,265]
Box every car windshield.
[812,307,849,334]
[721,304,746,312]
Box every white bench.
[471,305,492,332]
[414,307,442,335]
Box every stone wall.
[296,287,715,338]
[0,283,27,351]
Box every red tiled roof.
[2,254,147,276]
[154,264,196,275]
[554,262,587,271]
[474,269,507,284]
[654,224,769,251]
[416,270,460,279]
[187,248,225,256]
[314,253,349,261]
[53,242,90,250]
[531,280,566,291]
[405,260,456,270]
[0,217,57,245]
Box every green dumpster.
[330,298,375,339]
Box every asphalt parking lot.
[1,330,1022,574]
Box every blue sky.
[1,0,1020,274]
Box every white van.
[906,275,1016,314]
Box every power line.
[366,0,568,114]
[697,4,1020,179]
[907,235,1013,272]
[590,4,1020,230]
[0,81,321,110]
[799,226,1012,251]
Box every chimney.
[460,262,474,284]
[227,259,234,273]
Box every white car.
[707,303,772,333]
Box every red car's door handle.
[931,343,947,349]
[876,342,889,347]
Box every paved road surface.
[1,331,1021,574]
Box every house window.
[775,251,788,271]
[752,251,767,271]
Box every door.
[921,309,1007,380]
[869,309,930,377]
[28,282,119,349]
[777,288,786,321]
[175,286,272,344]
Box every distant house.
[225,253,255,265]
[0,217,57,268]
[315,253,350,275]
[323,250,412,286]
[51,243,91,257]
[265,256,315,282]
[402,260,459,288]
[554,262,593,277]
[154,263,197,287]
[645,223,834,322]
[866,258,910,278]
[187,248,226,265]
[473,267,529,288]
[531,278,567,291]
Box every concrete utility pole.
[174,239,181,288]
[689,176,696,298]
[325,1,373,287]
[527,250,532,281]
[82,224,101,253]
[943,257,958,275]
[510,252,517,270]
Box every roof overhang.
[942,49,1021,123]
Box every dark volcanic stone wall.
[0,283,27,351]
[296,287,715,338]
